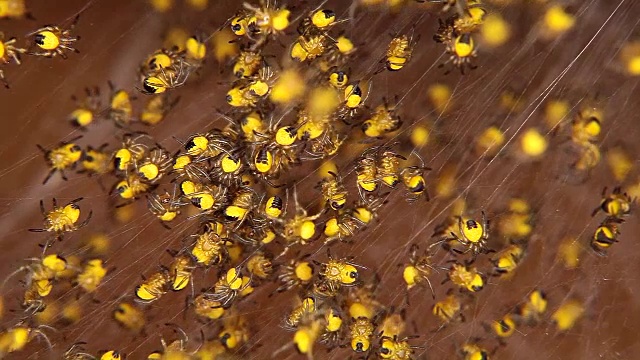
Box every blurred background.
[0,0,640,359]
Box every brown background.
[0,0,639,359]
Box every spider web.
[0,0,639,359]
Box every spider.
[206,267,251,308]
[0,32,26,88]
[27,15,80,59]
[434,18,478,74]
[431,211,492,261]
[136,147,173,184]
[147,188,185,227]
[275,255,314,293]
[402,244,436,300]
[277,189,324,257]
[140,59,191,95]
[139,47,184,79]
[313,249,363,297]
[323,210,365,245]
[443,33,477,74]
[29,198,92,242]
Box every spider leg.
[0,70,8,89]
[484,247,496,255]
[161,221,173,230]
[40,168,56,185]
[69,197,84,204]
[463,257,476,267]
[38,199,47,216]
[1,266,28,290]
[421,275,436,300]
[10,52,22,64]
[59,44,75,51]
[33,328,53,350]
[40,238,53,258]
[427,238,446,252]
[467,252,478,265]
[440,275,450,285]
[78,210,93,228]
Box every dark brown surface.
[0,0,639,359]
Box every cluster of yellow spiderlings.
[1,0,639,359]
